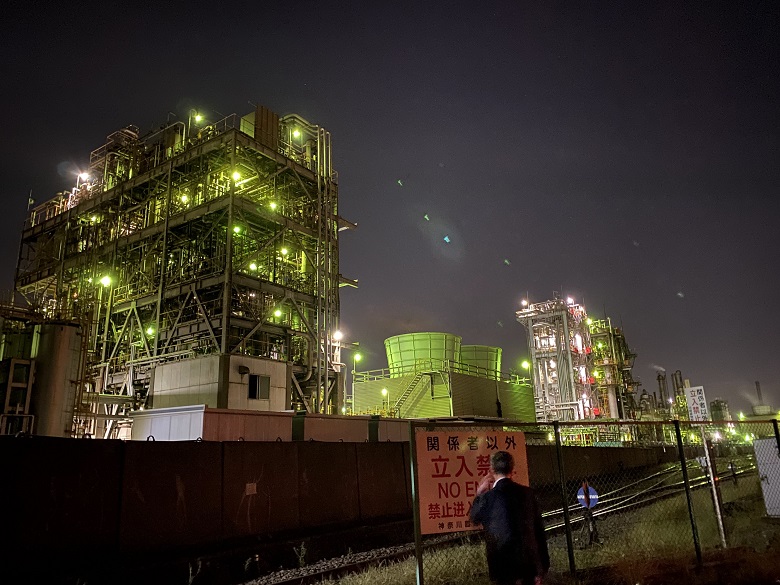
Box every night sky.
[2,2,778,413]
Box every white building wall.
[227,355,289,412]
[150,355,220,408]
[130,405,205,441]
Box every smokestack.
[756,380,763,405]
[656,372,668,404]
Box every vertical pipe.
[560,309,574,417]
[554,421,576,576]
[675,420,702,567]
[314,127,323,412]
[772,419,780,457]
[409,421,424,585]
[154,161,173,357]
[221,141,235,355]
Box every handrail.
[353,358,528,384]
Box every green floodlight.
[354,353,362,362]
[521,360,530,370]
[274,309,282,317]
[232,171,241,181]
[181,194,189,203]
[280,247,289,256]
[249,262,257,271]
[194,114,203,123]
[270,202,277,210]
[146,326,155,336]
[99,275,111,287]
[292,129,301,138]
[233,226,241,234]
[586,318,593,325]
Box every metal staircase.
[393,372,426,416]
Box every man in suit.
[470,450,550,585]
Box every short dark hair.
[490,450,514,475]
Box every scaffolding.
[516,297,594,421]
[15,104,355,438]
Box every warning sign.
[685,386,710,421]
[415,430,528,534]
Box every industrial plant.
[3,104,355,439]
[0,104,725,441]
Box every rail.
[353,358,529,384]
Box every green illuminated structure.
[353,332,534,421]
[14,104,355,437]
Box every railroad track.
[543,456,757,531]
[244,532,474,585]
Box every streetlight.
[351,352,362,413]
[381,388,388,412]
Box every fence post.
[700,427,727,548]
[553,421,576,577]
[409,421,424,585]
[674,420,702,567]
[772,419,780,456]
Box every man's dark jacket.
[470,479,550,584]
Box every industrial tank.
[460,345,502,378]
[30,323,82,437]
[384,332,461,376]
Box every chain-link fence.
[408,419,780,585]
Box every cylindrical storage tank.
[384,333,461,377]
[460,345,502,379]
[30,323,83,437]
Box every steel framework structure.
[588,317,638,419]
[516,298,595,421]
[15,105,353,437]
